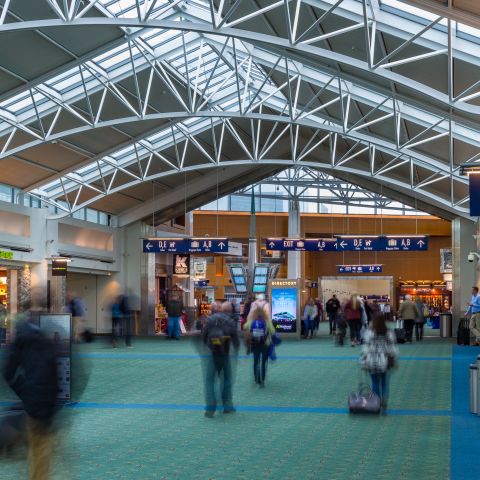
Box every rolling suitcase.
[394,319,406,344]
[457,318,470,346]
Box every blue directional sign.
[338,265,383,274]
[143,238,228,253]
[266,238,337,252]
[194,280,209,288]
[381,236,428,251]
[266,236,428,252]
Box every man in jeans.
[466,286,480,345]
[202,302,239,417]
[3,317,59,480]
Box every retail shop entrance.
[319,276,394,313]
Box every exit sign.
[0,250,13,260]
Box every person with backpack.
[202,302,240,417]
[360,312,398,413]
[243,307,276,387]
[166,294,183,340]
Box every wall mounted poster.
[270,279,299,334]
[39,314,72,403]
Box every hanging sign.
[143,238,228,253]
[469,173,480,216]
[194,280,209,288]
[265,235,428,252]
[173,254,190,275]
[0,250,13,260]
[338,264,383,274]
[52,259,68,276]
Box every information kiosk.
[269,279,301,339]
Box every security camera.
[468,252,480,262]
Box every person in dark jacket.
[166,294,183,340]
[3,318,59,479]
[326,295,341,335]
[202,302,240,417]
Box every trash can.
[470,364,478,414]
[440,313,452,338]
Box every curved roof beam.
[1,0,480,115]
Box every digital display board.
[234,276,246,284]
[270,280,298,333]
[253,284,267,293]
[231,267,244,275]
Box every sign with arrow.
[265,236,428,252]
[143,238,228,254]
[338,265,383,274]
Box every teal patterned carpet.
[0,327,452,479]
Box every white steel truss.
[0,0,478,219]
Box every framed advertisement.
[269,279,300,338]
[38,313,72,403]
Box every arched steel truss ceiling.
[0,0,477,220]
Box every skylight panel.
[381,0,447,27]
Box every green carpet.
[0,331,452,479]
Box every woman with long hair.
[243,307,276,387]
[344,294,363,347]
[360,312,398,413]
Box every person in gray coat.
[397,294,419,343]
[414,298,427,341]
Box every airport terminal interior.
[1,0,480,479]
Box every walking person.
[243,307,276,387]
[111,295,123,348]
[466,286,480,345]
[397,294,419,343]
[303,299,317,339]
[414,297,427,341]
[360,312,398,414]
[326,294,340,335]
[202,301,240,417]
[166,294,182,340]
[344,294,363,347]
[314,298,323,333]
[3,315,59,479]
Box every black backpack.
[208,317,229,354]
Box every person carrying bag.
[359,311,398,414]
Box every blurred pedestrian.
[360,312,398,413]
[111,295,123,348]
[414,297,427,341]
[66,292,85,343]
[202,302,240,417]
[166,294,182,340]
[303,299,317,339]
[344,294,363,347]
[397,294,419,343]
[466,286,480,346]
[243,307,276,387]
[314,298,323,333]
[326,295,340,335]
[3,316,59,479]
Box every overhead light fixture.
[460,164,480,175]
